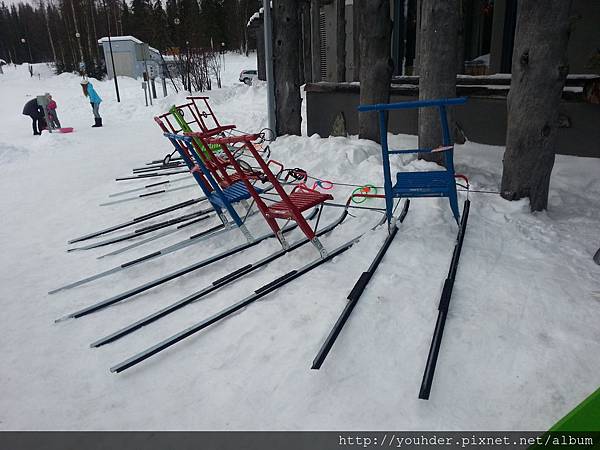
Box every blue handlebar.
[358,97,467,112]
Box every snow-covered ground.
[0,54,599,431]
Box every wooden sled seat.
[267,187,333,219]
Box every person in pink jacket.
[46,93,61,129]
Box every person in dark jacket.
[22,98,46,135]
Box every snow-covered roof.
[247,2,272,27]
[247,11,260,27]
[98,35,144,45]
[0,59,6,65]
[98,36,161,55]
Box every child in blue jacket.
[80,79,102,127]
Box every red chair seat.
[267,190,333,219]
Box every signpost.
[142,81,148,106]
[141,44,153,106]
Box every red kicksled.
[202,132,333,258]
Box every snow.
[247,11,260,27]
[1,54,599,431]
[97,35,144,45]
[467,53,490,65]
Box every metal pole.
[102,0,120,102]
[142,81,148,106]
[186,41,191,93]
[263,0,276,139]
[143,50,152,105]
[27,40,33,63]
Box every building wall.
[322,1,396,82]
[101,40,161,80]
[489,0,600,74]
[306,85,600,158]
[568,0,600,74]
[324,0,600,77]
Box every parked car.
[239,69,258,85]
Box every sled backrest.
[185,96,222,132]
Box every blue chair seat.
[393,171,455,197]
[210,181,263,209]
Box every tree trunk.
[42,2,58,64]
[456,0,465,74]
[298,6,304,85]
[501,0,572,211]
[301,0,312,83]
[89,0,98,60]
[255,24,266,81]
[352,0,360,80]
[69,0,85,63]
[358,0,393,143]
[335,0,345,81]
[62,8,77,68]
[84,6,94,62]
[273,0,301,136]
[310,0,321,82]
[418,0,459,165]
[414,0,421,74]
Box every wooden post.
[501,0,573,211]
